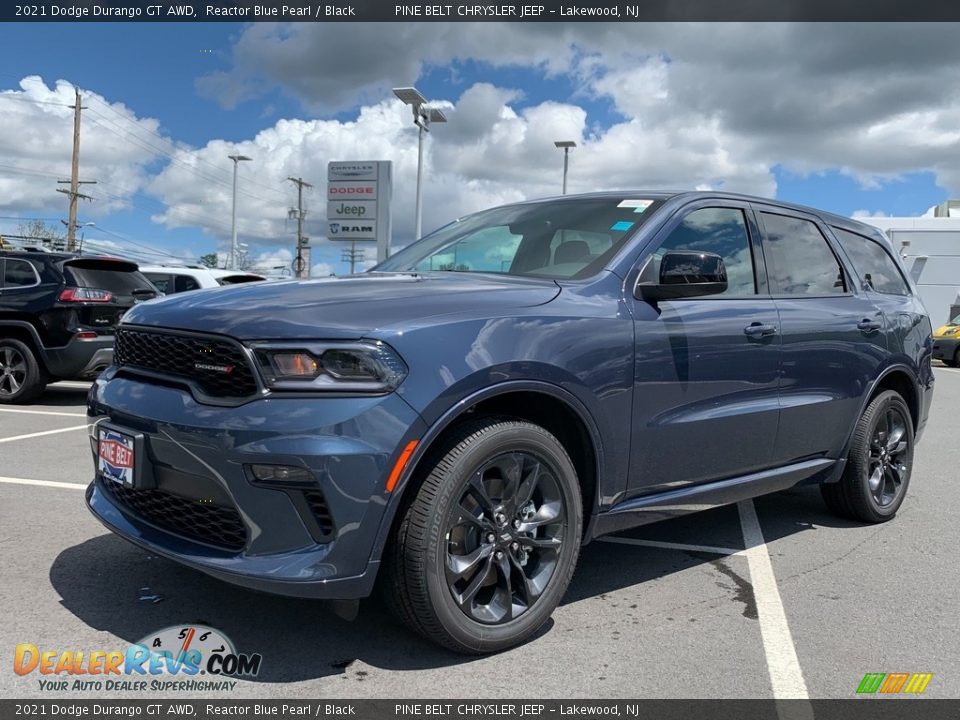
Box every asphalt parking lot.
[2,370,958,700]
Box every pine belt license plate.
[98,428,136,487]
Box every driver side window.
[648,207,757,296]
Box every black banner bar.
[5,0,960,22]
[2,700,959,720]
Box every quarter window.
[760,213,846,296]
[650,207,756,296]
[832,227,910,296]
[3,259,39,288]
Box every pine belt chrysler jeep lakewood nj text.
[86,192,933,654]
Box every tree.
[16,220,65,249]
[199,253,219,269]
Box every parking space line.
[52,381,92,388]
[599,536,741,556]
[0,425,88,444]
[0,476,87,490]
[0,408,86,418]
[738,499,811,703]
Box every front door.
[628,202,781,497]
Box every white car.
[138,266,265,294]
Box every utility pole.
[287,176,312,279]
[340,242,365,275]
[57,89,96,252]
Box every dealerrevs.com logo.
[14,625,262,693]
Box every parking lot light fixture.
[554,141,577,195]
[393,87,447,241]
[228,154,252,270]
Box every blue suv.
[86,192,933,653]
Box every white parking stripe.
[0,408,86,418]
[600,536,741,556]
[0,425,87,444]
[0,476,86,490]
[51,381,92,388]
[738,499,811,704]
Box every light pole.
[77,221,95,255]
[393,87,447,241]
[554,141,576,195]
[228,154,252,269]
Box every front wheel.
[385,418,582,654]
[821,390,914,523]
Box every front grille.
[115,327,258,399]
[303,489,335,537]
[101,480,247,551]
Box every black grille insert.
[303,489,335,537]
[114,327,258,399]
[101,480,247,551]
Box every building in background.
[857,201,960,325]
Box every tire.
[0,338,47,404]
[821,390,913,523]
[385,418,583,654]
[941,349,959,367]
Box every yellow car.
[933,316,960,366]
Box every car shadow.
[34,384,91,408]
[50,484,867,683]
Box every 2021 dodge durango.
[86,192,933,653]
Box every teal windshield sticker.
[610,220,634,232]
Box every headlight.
[251,341,407,393]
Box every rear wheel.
[944,349,960,368]
[385,418,582,654]
[0,339,47,404]
[821,390,913,523]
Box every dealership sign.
[327,161,392,260]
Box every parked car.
[138,265,222,294]
[86,191,933,654]
[931,314,960,366]
[0,251,159,403]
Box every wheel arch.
[371,381,605,567]
[823,364,921,485]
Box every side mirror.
[635,250,728,301]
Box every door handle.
[744,322,777,337]
[857,318,882,332]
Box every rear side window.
[173,274,202,293]
[144,273,172,293]
[832,227,910,296]
[64,266,156,295]
[4,259,40,288]
[651,207,756,296]
[760,212,846,296]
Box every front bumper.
[85,370,425,599]
[932,336,960,363]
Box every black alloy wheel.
[821,390,913,523]
[444,451,566,625]
[386,418,582,654]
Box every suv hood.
[120,272,561,340]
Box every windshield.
[375,197,663,279]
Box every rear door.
[754,207,887,465]
[627,201,781,495]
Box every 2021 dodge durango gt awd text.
[86,192,933,653]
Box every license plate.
[98,428,136,487]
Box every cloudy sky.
[1,22,958,275]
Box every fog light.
[248,464,314,484]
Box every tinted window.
[174,274,201,293]
[760,213,846,296]
[64,266,156,295]
[3,259,39,287]
[650,207,756,296]
[144,273,172,293]
[832,227,910,296]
